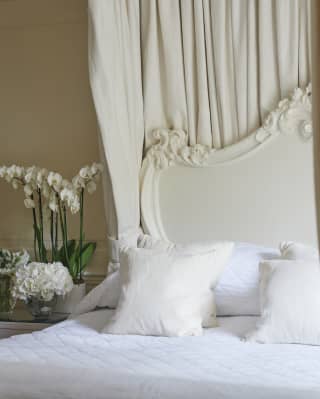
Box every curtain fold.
[88,0,144,259]
[141,0,311,148]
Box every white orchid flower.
[72,175,86,190]
[90,164,98,175]
[12,180,19,190]
[5,165,16,180]
[24,198,35,208]
[0,166,6,178]
[36,168,49,187]
[70,197,80,214]
[15,166,24,178]
[61,179,72,189]
[25,166,38,184]
[24,184,33,197]
[79,166,90,179]
[60,187,72,203]
[87,181,97,194]
[91,162,103,174]
[47,172,63,191]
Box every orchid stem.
[37,189,46,263]
[58,199,69,268]
[63,206,68,243]
[78,188,84,282]
[31,194,39,262]
[55,210,58,262]
[50,211,54,262]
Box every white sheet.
[0,310,320,399]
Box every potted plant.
[0,162,103,314]
[0,249,29,319]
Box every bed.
[1,87,318,399]
[1,309,320,399]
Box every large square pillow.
[215,242,279,316]
[246,259,320,345]
[103,243,233,337]
[73,238,233,326]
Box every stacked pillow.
[73,237,234,334]
[73,237,280,321]
[215,242,279,316]
[247,242,320,345]
[103,243,233,336]
[74,236,319,341]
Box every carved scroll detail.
[255,84,312,143]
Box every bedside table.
[0,309,68,339]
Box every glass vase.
[0,273,15,320]
[26,296,57,321]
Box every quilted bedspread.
[0,310,320,399]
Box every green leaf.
[79,242,96,271]
[56,240,96,279]
[66,240,76,258]
[57,240,78,278]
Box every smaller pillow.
[246,259,320,345]
[72,266,120,316]
[215,243,279,316]
[103,244,232,337]
[280,241,319,261]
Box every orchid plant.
[0,163,103,283]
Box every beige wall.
[0,0,107,281]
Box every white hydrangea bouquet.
[13,262,73,319]
[0,162,103,284]
[13,262,73,301]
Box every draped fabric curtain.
[88,0,144,261]
[88,0,312,259]
[312,1,320,249]
[141,0,311,148]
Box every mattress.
[0,310,320,399]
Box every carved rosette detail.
[255,84,312,143]
[145,129,213,169]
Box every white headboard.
[140,86,317,247]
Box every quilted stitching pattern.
[0,313,320,399]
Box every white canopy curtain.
[141,0,311,148]
[88,0,144,261]
[88,0,311,261]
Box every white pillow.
[280,241,319,261]
[73,238,233,324]
[246,260,320,345]
[103,244,233,337]
[215,243,279,316]
[72,268,120,316]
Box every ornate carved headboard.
[140,85,317,247]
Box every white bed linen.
[0,310,320,399]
